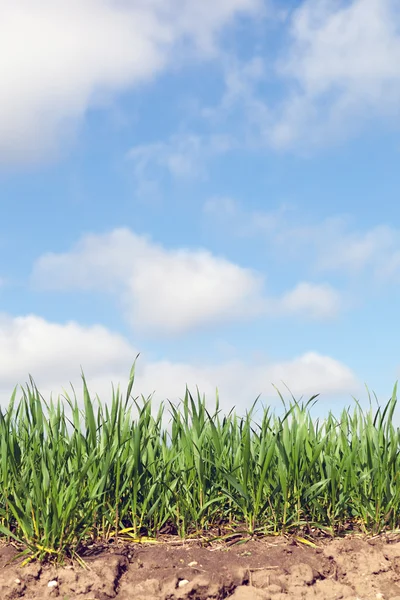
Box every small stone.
[178,579,190,588]
[47,580,58,588]
[188,561,198,567]
[14,579,21,584]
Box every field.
[1,364,400,598]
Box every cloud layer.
[273,0,400,147]
[0,0,260,163]
[0,313,360,412]
[31,228,341,335]
[203,197,400,283]
[197,0,400,153]
[3,0,399,164]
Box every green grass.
[0,358,399,564]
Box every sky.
[1,0,400,418]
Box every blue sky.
[0,0,400,416]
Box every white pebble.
[178,579,189,588]
[188,561,198,567]
[14,579,21,584]
[47,580,58,588]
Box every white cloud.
[272,0,400,148]
[31,228,267,335]
[203,199,400,282]
[280,282,341,319]
[265,215,400,279]
[0,313,136,392]
[128,133,235,193]
[314,224,398,274]
[31,227,342,335]
[5,0,394,162]
[199,0,400,150]
[0,313,360,412]
[136,352,360,411]
[202,55,270,127]
[203,196,295,237]
[276,218,400,281]
[259,351,359,399]
[200,55,274,150]
[0,0,260,164]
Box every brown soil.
[2,533,400,600]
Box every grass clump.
[0,359,399,564]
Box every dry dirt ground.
[2,533,400,600]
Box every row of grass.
[0,360,399,564]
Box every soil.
[2,533,400,600]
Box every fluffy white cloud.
[0,313,360,412]
[0,0,260,163]
[0,313,136,392]
[31,228,342,335]
[135,351,360,412]
[31,228,267,334]
[272,0,400,147]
